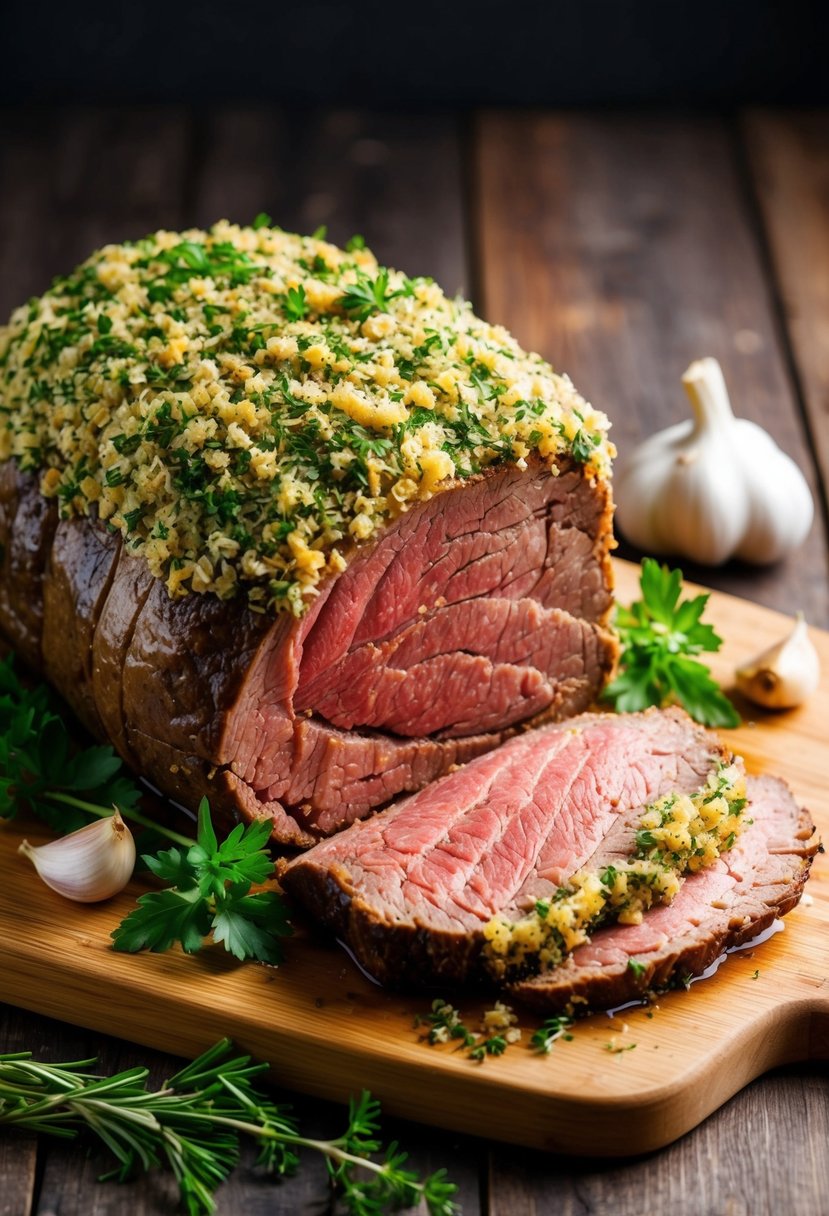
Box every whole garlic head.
[615,358,814,566]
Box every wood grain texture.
[742,110,829,505]
[0,565,826,1161]
[191,107,468,294]
[472,112,829,626]
[0,107,192,321]
[487,1064,829,1216]
[0,1133,36,1216]
[0,1002,484,1216]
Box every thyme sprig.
[0,1039,458,1216]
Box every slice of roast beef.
[280,708,733,983]
[0,454,616,844]
[510,774,819,1012]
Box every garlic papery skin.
[614,357,814,566]
[735,613,820,709]
[18,811,136,903]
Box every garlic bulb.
[736,613,820,709]
[18,811,136,902]
[615,357,814,566]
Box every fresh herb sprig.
[0,653,172,839]
[339,269,415,322]
[530,1015,574,1055]
[0,1038,458,1216]
[112,799,291,963]
[0,654,291,964]
[604,559,740,728]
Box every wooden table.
[1,105,828,1215]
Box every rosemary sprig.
[0,1039,458,1216]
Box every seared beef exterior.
[281,708,732,984]
[511,775,819,1012]
[0,455,616,845]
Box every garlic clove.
[735,613,821,710]
[18,811,136,903]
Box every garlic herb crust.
[0,222,612,615]
[484,760,748,979]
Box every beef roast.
[0,454,616,845]
[511,775,819,1012]
[282,718,818,1008]
[280,708,735,984]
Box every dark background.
[3,0,828,107]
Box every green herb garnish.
[112,799,290,963]
[530,1015,575,1054]
[0,653,153,836]
[0,1038,458,1216]
[415,999,519,1063]
[604,558,740,728]
[283,283,309,321]
[339,268,396,321]
[0,653,291,965]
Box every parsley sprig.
[604,559,740,728]
[0,1039,458,1216]
[283,283,309,321]
[339,269,415,321]
[112,800,291,964]
[0,653,176,840]
[0,653,291,964]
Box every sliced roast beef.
[280,708,732,984]
[511,775,819,1012]
[0,454,616,844]
[0,462,59,670]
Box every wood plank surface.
[0,107,192,313]
[472,112,829,627]
[191,107,469,294]
[0,564,826,1164]
[487,1064,829,1216]
[742,110,829,508]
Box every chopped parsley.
[0,222,612,615]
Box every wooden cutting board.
[1,559,827,1156]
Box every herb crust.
[0,221,612,614]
